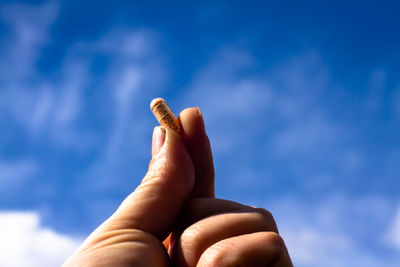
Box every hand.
[63,107,292,266]
[169,198,292,266]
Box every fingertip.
[178,107,206,138]
[150,127,194,184]
[152,126,166,158]
[194,107,205,132]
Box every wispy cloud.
[184,47,400,266]
[268,195,400,267]
[185,49,339,154]
[271,115,339,156]
[0,2,162,154]
[184,47,273,154]
[184,48,362,192]
[0,211,81,267]
[386,205,400,251]
[1,3,399,266]
[0,160,39,196]
[0,1,58,79]
[0,1,167,231]
[0,1,79,144]
[76,28,167,192]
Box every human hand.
[63,107,292,266]
[169,197,292,266]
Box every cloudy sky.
[0,1,399,266]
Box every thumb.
[102,126,195,240]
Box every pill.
[150,98,181,133]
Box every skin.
[63,107,293,267]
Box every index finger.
[178,107,215,198]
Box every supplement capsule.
[150,98,181,132]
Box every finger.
[99,127,195,240]
[178,107,215,197]
[197,232,293,267]
[171,210,278,266]
[169,198,252,254]
[177,198,277,233]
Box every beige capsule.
[150,98,181,133]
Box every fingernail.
[195,107,205,132]
[152,126,166,157]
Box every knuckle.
[143,162,168,183]
[175,227,204,266]
[199,243,231,267]
[143,161,193,196]
[263,232,286,253]
[254,207,275,222]
[180,226,201,248]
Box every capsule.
[150,98,181,133]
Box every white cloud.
[94,28,165,156]
[1,5,397,267]
[1,2,166,197]
[184,48,273,154]
[0,1,94,152]
[0,1,58,79]
[0,211,81,267]
[264,195,400,267]
[0,68,89,151]
[283,227,351,266]
[283,226,389,267]
[0,3,151,153]
[0,1,82,146]
[386,206,400,251]
[106,67,143,159]
[30,86,54,132]
[184,48,360,181]
[71,28,167,191]
[94,28,156,58]
[52,64,86,128]
[185,49,330,131]
[271,115,338,156]
[186,47,268,117]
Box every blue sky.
[0,1,400,266]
